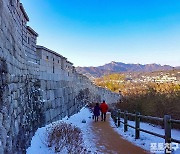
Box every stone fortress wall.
[0,0,120,153]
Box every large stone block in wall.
[45,110,51,124]
[40,80,46,90]
[49,90,55,101]
[0,125,7,152]
[3,115,11,133]
[55,98,61,108]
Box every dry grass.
[115,90,180,129]
[46,122,86,153]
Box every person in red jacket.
[100,100,108,121]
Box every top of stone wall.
[37,45,66,60]
[27,26,38,37]
[20,3,29,21]
[66,60,73,65]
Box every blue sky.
[21,0,180,67]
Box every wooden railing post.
[124,111,128,132]
[113,110,116,122]
[135,112,140,139]
[111,110,114,119]
[111,110,114,121]
[115,110,118,124]
[118,109,121,127]
[164,115,171,154]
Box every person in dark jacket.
[100,100,108,121]
[93,103,100,122]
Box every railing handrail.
[118,110,178,123]
[170,119,180,124]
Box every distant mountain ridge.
[76,61,178,78]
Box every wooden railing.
[111,109,180,154]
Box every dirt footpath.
[91,114,149,154]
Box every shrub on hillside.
[116,89,180,119]
[115,90,180,129]
[46,122,85,153]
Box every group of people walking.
[93,100,108,122]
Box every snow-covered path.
[27,107,180,154]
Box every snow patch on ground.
[109,114,180,154]
[26,108,180,154]
[27,107,97,154]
